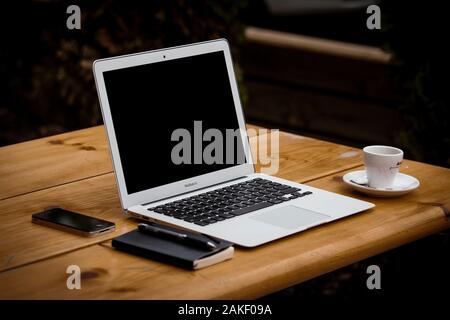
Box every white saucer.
[343,170,420,197]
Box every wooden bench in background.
[241,27,403,147]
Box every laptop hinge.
[139,175,249,207]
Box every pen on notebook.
[137,223,217,251]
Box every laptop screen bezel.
[93,39,255,209]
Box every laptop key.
[268,199,283,204]
[273,184,290,190]
[280,187,301,194]
[194,221,210,226]
[218,213,234,219]
[202,218,218,224]
[230,201,273,216]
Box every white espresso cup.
[363,145,404,188]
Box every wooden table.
[0,125,449,299]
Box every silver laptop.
[93,39,374,247]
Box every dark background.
[1,0,449,167]
[0,0,449,303]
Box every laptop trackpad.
[250,205,331,230]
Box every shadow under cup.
[363,145,404,189]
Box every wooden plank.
[0,124,260,200]
[241,29,403,146]
[0,173,130,272]
[242,27,401,115]
[244,81,403,146]
[241,40,400,103]
[0,132,362,272]
[245,26,392,64]
[0,126,112,201]
[0,124,285,200]
[249,129,364,182]
[1,160,448,299]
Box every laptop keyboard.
[147,178,313,226]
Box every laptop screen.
[103,51,246,195]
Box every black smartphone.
[32,207,115,237]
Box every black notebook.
[112,226,234,270]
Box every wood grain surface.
[0,126,363,272]
[0,126,112,200]
[1,159,448,299]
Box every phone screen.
[32,208,115,233]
